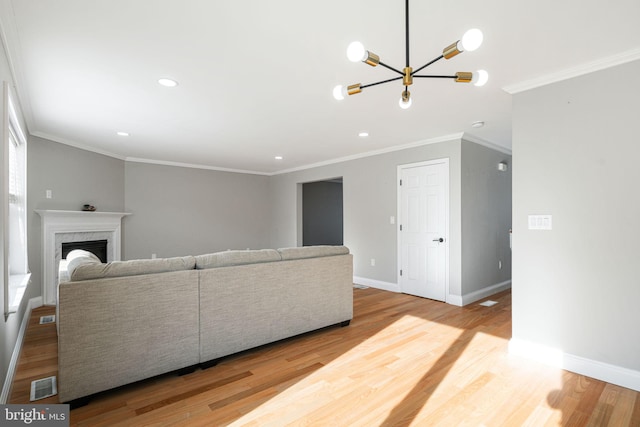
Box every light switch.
[390,216,395,225]
[46,190,52,199]
[528,215,552,230]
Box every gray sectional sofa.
[56,246,353,404]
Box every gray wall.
[302,180,343,246]
[123,162,271,259]
[27,136,126,308]
[512,59,640,371]
[461,140,512,295]
[269,138,463,295]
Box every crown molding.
[462,133,512,155]
[125,157,270,176]
[30,131,126,160]
[30,130,510,177]
[503,48,640,95]
[272,133,465,175]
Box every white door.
[398,160,448,301]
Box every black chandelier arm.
[413,74,457,79]
[411,55,445,76]
[378,61,405,76]
[361,76,404,89]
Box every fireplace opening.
[61,239,108,263]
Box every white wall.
[511,59,640,389]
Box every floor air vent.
[39,315,56,324]
[353,284,369,289]
[479,300,498,307]
[30,376,57,401]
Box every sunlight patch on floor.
[226,315,565,426]
[229,316,468,425]
[409,332,564,426]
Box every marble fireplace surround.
[36,210,130,305]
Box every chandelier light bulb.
[347,41,367,62]
[461,29,483,52]
[399,96,412,109]
[333,85,346,100]
[472,70,489,87]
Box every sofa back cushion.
[278,245,350,261]
[70,256,196,281]
[195,249,281,269]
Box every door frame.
[397,158,450,302]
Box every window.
[3,82,29,316]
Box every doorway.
[398,160,449,301]
[302,178,343,246]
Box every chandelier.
[333,0,488,109]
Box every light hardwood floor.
[9,288,640,426]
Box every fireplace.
[36,210,130,305]
[62,239,108,263]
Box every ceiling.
[1,0,639,174]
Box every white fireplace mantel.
[36,209,130,305]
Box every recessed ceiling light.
[116,131,129,137]
[358,132,369,137]
[471,121,485,128]
[275,156,283,160]
[158,78,178,87]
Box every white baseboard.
[509,338,640,392]
[447,280,512,307]
[462,280,512,306]
[0,296,43,403]
[354,278,511,306]
[353,276,400,293]
[447,294,463,306]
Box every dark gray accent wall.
[512,59,640,371]
[123,162,271,260]
[302,180,343,246]
[461,140,512,295]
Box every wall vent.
[30,376,57,401]
[39,315,55,325]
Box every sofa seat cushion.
[195,249,281,269]
[277,245,350,261]
[70,256,196,281]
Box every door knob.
[433,238,444,243]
